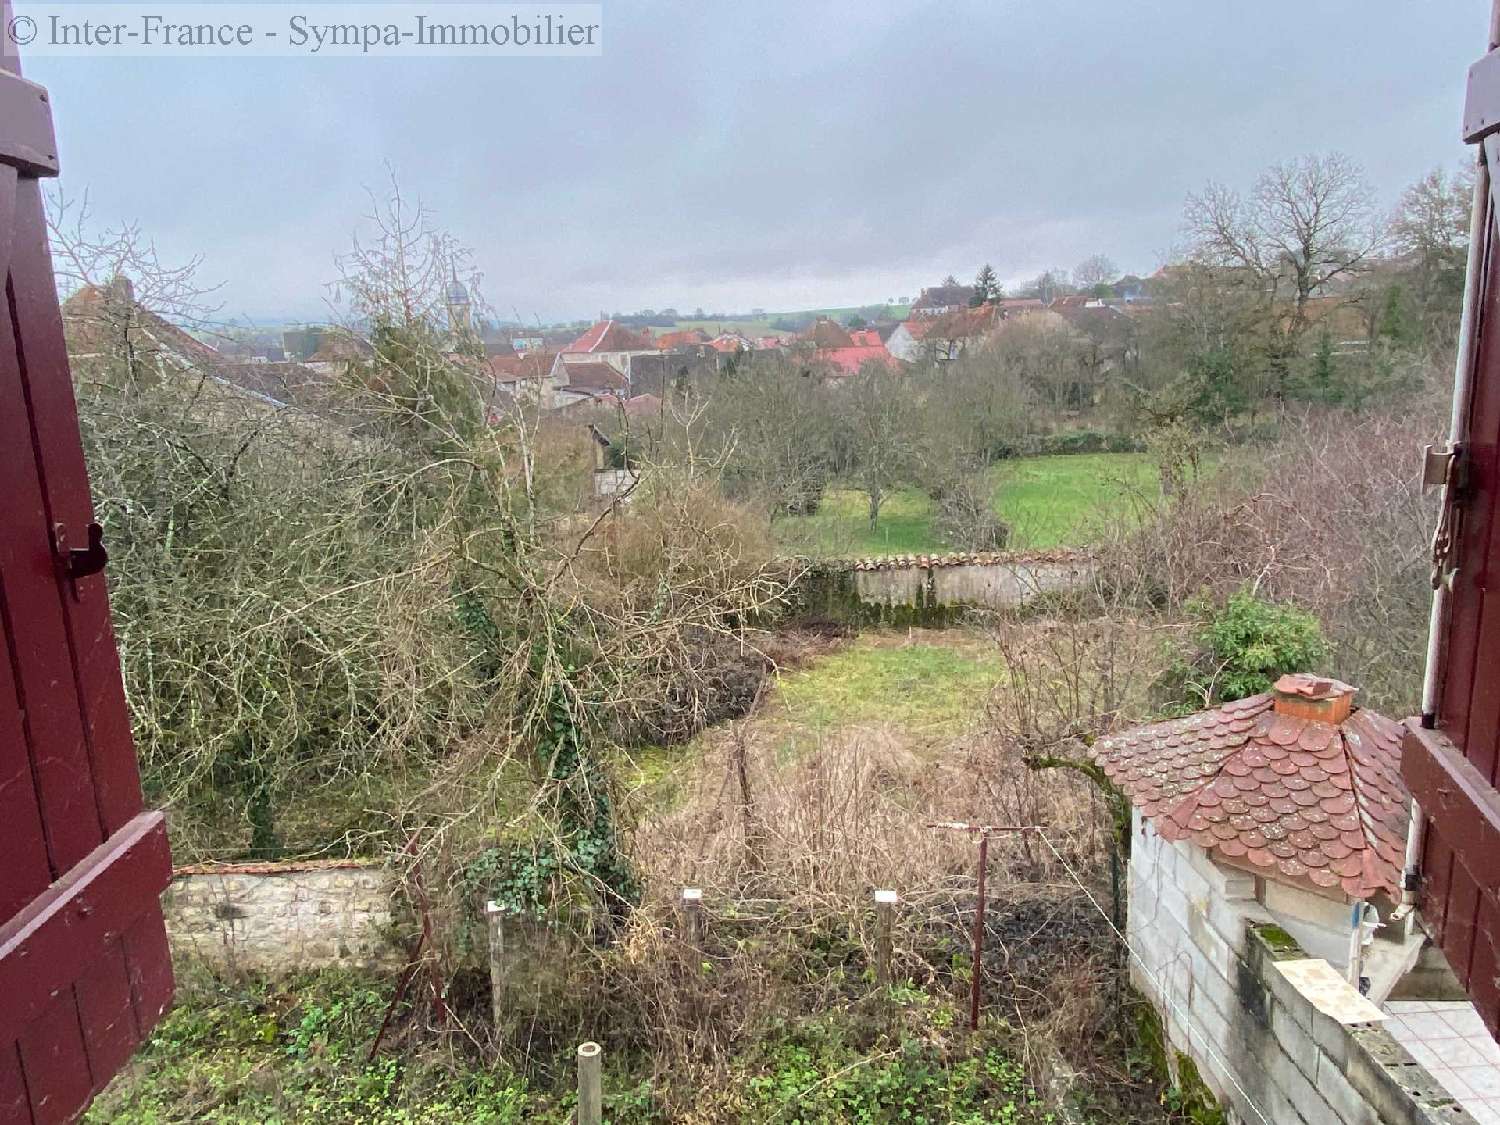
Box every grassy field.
[615,630,1001,812]
[666,304,910,338]
[776,632,1001,738]
[774,452,1157,557]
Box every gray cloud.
[25,0,1487,322]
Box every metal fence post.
[969,834,989,1031]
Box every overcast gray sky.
[23,0,1490,323]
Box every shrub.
[1018,429,1144,457]
[932,474,1011,551]
[1160,589,1327,710]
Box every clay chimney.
[1271,673,1357,725]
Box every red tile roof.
[848,328,883,347]
[925,303,1001,340]
[897,318,936,341]
[805,319,855,349]
[1092,674,1410,899]
[563,320,654,354]
[817,344,896,374]
[489,351,557,383]
[562,360,628,394]
[655,329,707,349]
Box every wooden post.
[681,887,703,946]
[577,1041,603,1125]
[485,900,505,1035]
[874,890,897,987]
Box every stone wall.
[592,468,637,498]
[851,556,1087,610]
[164,860,402,972]
[1129,810,1474,1124]
[789,550,1090,626]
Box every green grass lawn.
[776,634,1002,738]
[995,452,1158,547]
[774,452,1156,557]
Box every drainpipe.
[1419,153,1489,726]
[1347,901,1379,993]
[1402,804,1426,908]
[1346,901,1363,987]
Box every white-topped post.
[484,900,506,1035]
[874,890,898,986]
[680,887,704,946]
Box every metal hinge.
[1422,444,1462,490]
[1424,444,1467,591]
[0,70,58,178]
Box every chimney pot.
[1271,673,1357,725]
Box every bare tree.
[1385,164,1475,343]
[333,168,482,335]
[1185,153,1381,390]
[1131,261,1274,429]
[839,361,920,531]
[1020,268,1074,304]
[331,170,487,449]
[700,354,840,517]
[47,187,225,389]
[47,186,222,321]
[1073,253,1118,291]
[988,313,1093,413]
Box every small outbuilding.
[1091,673,1494,1124]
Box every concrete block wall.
[164,860,402,972]
[1129,810,1475,1124]
[851,559,1086,610]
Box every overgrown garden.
[65,150,1462,1120]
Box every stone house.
[910,283,975,316]
[886,317,935,362]
[555,319,661,389]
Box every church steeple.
[445,265,472,338]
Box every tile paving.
[1385,1001,1500,1123]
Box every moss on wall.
[1248,923,1303,958]
[1131,987,1227,1125]
[783,565,966,629]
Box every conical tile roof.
[1092,682,1409,899]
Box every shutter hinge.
[0,71,58,178]
[1424,444,1467,591]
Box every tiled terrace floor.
[1384,1000,1500,1124]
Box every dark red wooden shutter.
[1404,4,1500,1042]
[0,45,173,1125]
